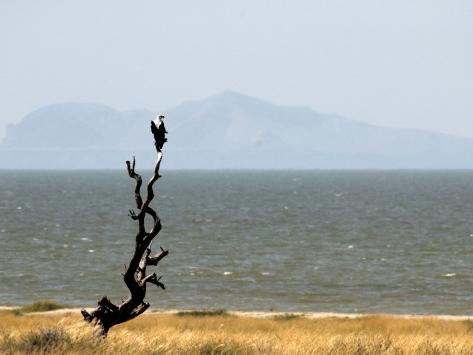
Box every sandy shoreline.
[1,306,472,320]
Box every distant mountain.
[1,103,154,150]
[2,91,473,169]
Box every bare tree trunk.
[81,119,169,336]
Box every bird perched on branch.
[151,114,168,151]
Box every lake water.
[1,170,473,315]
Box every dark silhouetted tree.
[81,116,169,336]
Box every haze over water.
[1,170,473,315]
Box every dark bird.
[151,114,168,151]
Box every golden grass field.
[2,308,473,354]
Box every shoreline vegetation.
[2,303,473,354]
[1,302,473,320]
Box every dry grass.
[2,310,473,354]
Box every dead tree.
[81,117,169,336]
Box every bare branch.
[126,156,143,210]
[137,151,163,221]
[147,246,169,266]
[142,273,166,289]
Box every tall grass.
[1,310,473,354]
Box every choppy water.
[1,170,473,315]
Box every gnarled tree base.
[81,297,149,336]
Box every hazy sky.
[1,1,472,139]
